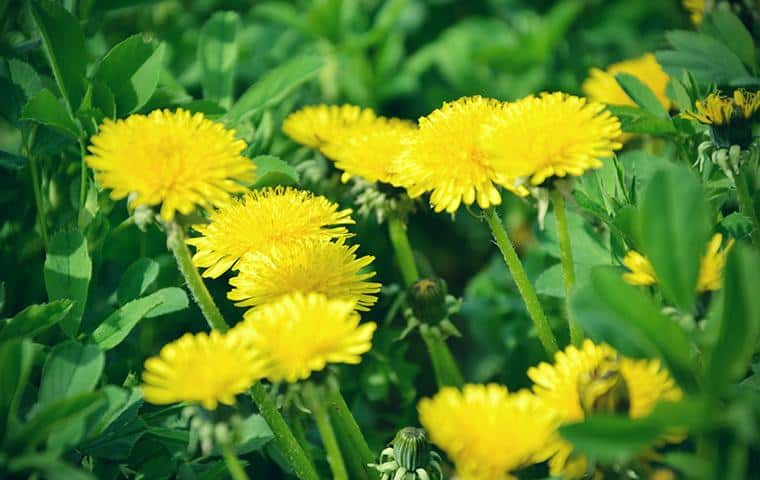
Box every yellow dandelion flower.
[86,109,254,221]
[187,186,354,278]
[622,233,733,292]
[418,384,556,480]
[390,96,508,213]
[228,238,381,312]
[528,340,682,479]
[485,92,622,189]
[321,116,416,184]
[141,329,265,410]
[733,89,760,119]
[283,104,377,150]
[622,251,657,286]
[683,0,705,25]
[582,54,671,110]
[683,92,736,125]
[234,292,376,383]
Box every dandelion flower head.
[141,329,265,410]
[234,292,376,383]
[582,53,671,110]
[683,0,705,25]
[283,104,377,150]
[228,238,381,312]
[188,186,354,278]
[418,384,556,480]
[86,109,254,221]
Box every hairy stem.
[387,215,420,287]
[420,325,464,388]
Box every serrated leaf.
[117,258,160,305]
[44,228,92,337]
[38,341,104,407]
[7,59,42,101]
[615,73,670,119]
[199,11,240,108]
[0,300,72,343]
[29,0,87,113]
[93,35,165,115]
[253,155,299,188]
[21,89,81,138]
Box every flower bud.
[578,354,630,416]
[392,427,432,470]
[408,278,448,324]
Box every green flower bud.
[408,278,448,324]
[392,427,431,471]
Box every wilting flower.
[683,90,760,148]
[484,92,622,191]
[322,116,416,185]
[188,186,354,278]
[390,96,508,213]
[141,330,265,410]
[582,53,671,111]
[283,104,377,150]
[228,238,381,312]
[418,384,556,480]
[683,0,705,24]
[86,109,254,221]
[528,340,682,479]
[234,292,376,383]
[622,233,734,292]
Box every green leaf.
[7,59,43,101]
[701,10,757,72]
[0,150,27,170]
[0,339,35,443]
[10,392,104,451]
[705,244,760,393]
[606,105,677,135]
[93,287,187,350]
[117,258,160,305]
[212,414,273,456]
[720,212,754,240]
[253,155,299,188]
[93,34,165,115]
[639,164,710,311]
[91,80,116,119]
[614,73,670,119]
[0,300,73,343]
[38,341,104,407]
[21,89,81,138]
[29,0,88,113]
[80,389,146,460]
[198,11,240,108]
[224,55,323,126]
[44,228,92,337]
[8,453,96,480]
[656,31,751,86]
[570,268,696,390]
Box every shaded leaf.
[117,258,160,305]
[38,341,104,407]
[199,11,240,108]
[0,299,73,343]
[44,228,92,337]
[0,339,35,442]
[22,89,80,138]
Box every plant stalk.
[387,215,419,287]
[419,325,464,388]
[735,168,759,246]
[79,140,88,211]
[303,382,348,480]
[221,443,250,480]
[550,189,583,346]
[28,153,48,249]
[484,208,558,356]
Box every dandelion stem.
[221,443,251,480]
[28,152,48,249]
[251,383,320,480]
[303,382,349,480]
[324,377,378,480]
[388,215,419,287]
[419,324,464,388]
[550,189,583,346]
[79,140,88,212]
[484,208,558,356]
[735,168,759,246]
[167,223,230,332]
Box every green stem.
[550,190,583,346]
[324,378,378,480]
[79,140,87,212]
[484,208,558,356]
[221,443,251,480]
[251,384,320,480]
[419,325,464,388]
[28,153,48,249]
[166,223,230,332]
[735,169,759,246]
[303,383,348,480]
[387,215,419,287]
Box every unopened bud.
[408,278,448,324]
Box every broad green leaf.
[10,392,103,451]
[38,341,104,407]
[615,73,670,119]
[701,10,757,72]
[705,244,760,393]
[0,339,35,442]
[253,155,299,188]
[606,105,677,135]
[93,35,165,115]
[91,80,116,119]
[44,228,92,337]
[0,300,72,343]
[570,268,696,390]
[198,11,240,108]
[7,59,43,101]
[29,0,87,113]
[21,89,81,138]
[657,31,751,86]
[93,287,187,350]
[224,55,324,126]
[117,258,160,305]
[8,453,96,480]
[639,164,709,311]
